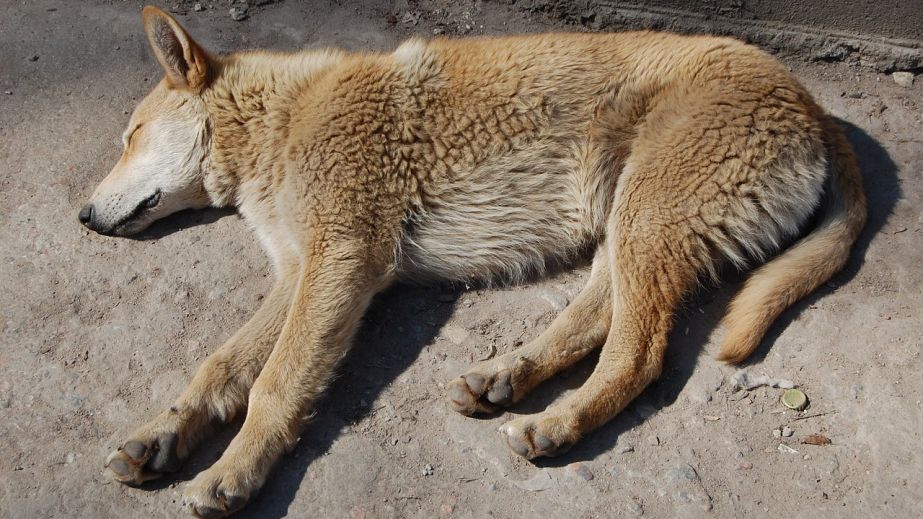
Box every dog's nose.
[78,204,95,227]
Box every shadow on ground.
[747,118,900,364]
[133,207,238,240]
[236,283,457,518]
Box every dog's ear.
[142,5,213,91]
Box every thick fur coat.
[83,7,866,518]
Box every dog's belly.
[398,138,616,282]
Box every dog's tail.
[717,116,867,364]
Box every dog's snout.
[78,204,95,227]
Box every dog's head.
[79,6,215,236]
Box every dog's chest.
[397,136,616,282]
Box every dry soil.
[1,1,921,518]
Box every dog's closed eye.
[142,189,161,209]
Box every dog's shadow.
[144,119,899,516]
[130,207,237,240]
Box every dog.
[81,6,866,517]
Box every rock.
[65,452,76,464]
[230,6,249,21]
[400,11,421,25]
[772,428,782,438]
[422,463,434,476]
[566,462,594,481]
[892,71,914,88]
[539,288,569,311]
[193,3,203,11]
[667,464,699,482]
[730,370,795,391]
[28,55,39,62]
[441,324,469,345]
[513,468,555,491]
[814,43,852,62]
[781,426,793,437]
[663,464,712,513]
[628,498,644,516]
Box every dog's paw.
[447,369,514,415]
[499,414,579,460]
[105,427,184,485]
[183,464,252,518]
[447,355,538,415]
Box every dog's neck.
[200,49,345,208]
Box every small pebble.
[65,453,76,464]
[229,6,249,21]
[737,461,753,470]
[647,435,660,447]
[617,443,635,454]
[442,324,469,345]
[193,2,203,11]
[567,462,594,481]
[772,429,782,438]
[539,288,569,311]
[781,426,793,437]
[892,71,914,88]
[628,498,644,516]
[668,464,699,482]
[28,55,39,62]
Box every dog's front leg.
[182,237,390,518]
[105,260,299,485]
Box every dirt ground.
[1,1,921,518]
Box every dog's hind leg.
[105,262,298,485]
[499,186,703,458]
[447,243,612,415]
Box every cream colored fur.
[87,7,866,518]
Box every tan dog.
[82,6,866,517]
